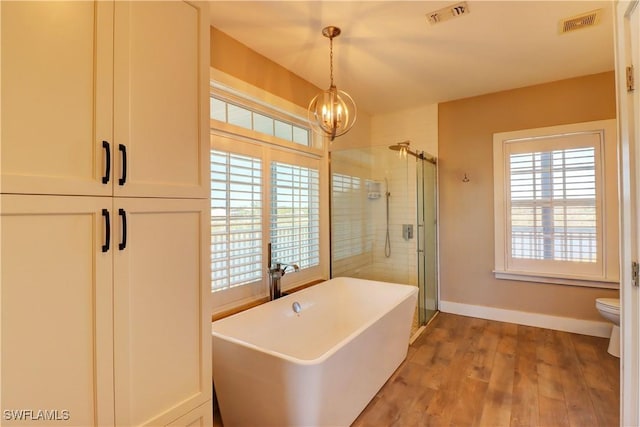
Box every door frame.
[614,1,640,424]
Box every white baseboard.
[439,300,612,338]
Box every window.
[270,162,320,269]
[493,120,619,288]
[209,79,325,312]
[509,147,597,263]
[211,139,323,309]
[210,95,311,147]
[211,150,262,292]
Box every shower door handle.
[417,223,424,254]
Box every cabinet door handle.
[118,208,127,250]
[118,144,127,186]
[102,141,111,184]
[102,209,111,253]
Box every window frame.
[210,81,324,156]
[270,157,321,271]
[210,137,267,309]
[493,119,619,289]
[209,71,328,314]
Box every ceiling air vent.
[560,9,601,34]
[426,2,470,25]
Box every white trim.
[439,300,612,338]
[210,68,308,121]
[614,0,640,424]
[493,270,619,289]
[210,67,325,151]
[493,119,620,288]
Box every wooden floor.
[353,312,620,427]
[213,312,620,427]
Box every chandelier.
[307,26,357,141]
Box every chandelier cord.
[329,36,334,87]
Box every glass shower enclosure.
[330,144,438,328]
[417,156,438,324]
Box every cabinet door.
[165,401,212,427]
[113,1,209,199]
[113,198,211,426]
[0,2,114,196]
[0,195,114,426]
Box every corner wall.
[370,104,439,156]
[210,27,372,146]
[438,71,618,322]
[210,27,317,109]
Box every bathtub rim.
[211,277,418,366]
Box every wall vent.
[426,2,470,25]
[560,9,601,34]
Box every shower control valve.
[403,224,414,240]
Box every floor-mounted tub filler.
[211,277,418,427]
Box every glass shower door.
[417,157,438,325]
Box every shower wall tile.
[331,145,419,286]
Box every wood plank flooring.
[213,312,619,426]
[353,313,619,427]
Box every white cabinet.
[113,198,211,426]
[0,1,211,426]
[0,196,211,426]
[165,402,213,427]
[0,195,114,427]
[0,1,113,196]
[0,1,209,199]
[113,1,209,199]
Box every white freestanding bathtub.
[211,277,418,427]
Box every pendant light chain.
[329,36,334,87]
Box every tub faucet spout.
[268,262,300,300]
[267,243,300,300]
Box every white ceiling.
[208,1,615,115]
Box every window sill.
[211,297,269,322]
[211,279,326,322]
[282,279,325,295]
[493,270,619,289]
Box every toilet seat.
[595,297,620,357]
[596,297,620,314]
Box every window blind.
[508,147,597,263]
[211,150,263,292]
[331,173,364,260]
[270,162,320,269]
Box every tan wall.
[210,26,372,148]
[370,104,438,156]
[328,112,372,151]
[438,71,618,321]
[210,27,318,109]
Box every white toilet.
[595,297,620,358]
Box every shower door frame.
[416,153,439,326]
